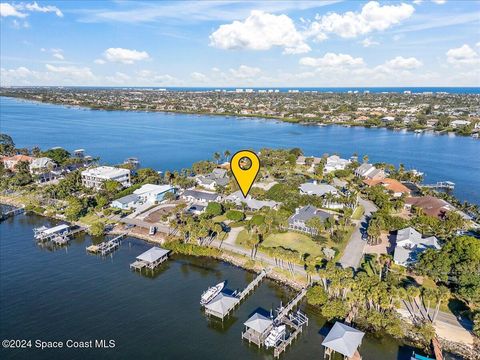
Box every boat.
[264,324,286,348]
[200,281,225,305]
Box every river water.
[0,97,479,205]
[2,213,456,360]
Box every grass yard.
[261,232,323,257]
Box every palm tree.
[362,155,369,163]
[407,286,421,322]
[433,286,450,323]
[213,152,221,164]
[422,287,437,321]
[224,150,231,161]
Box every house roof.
[299,182,338,196]
[244,313,273,334]
[204,293,239,316]
[363,178,411,194]
[322,322,365,358]
[226,190,279,210]
[133,184,173,196]
[394,227,440,265]
[405,196,452,218]
[136,247,170,263]
[113,194,139,205]
[182,189,219,201]
[289,205,331,223]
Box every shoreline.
[1,95,477,139]
[2,199,477,359]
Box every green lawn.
[236,229,254,248]
[352,205,365,220]
[261,232,323,257]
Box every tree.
[226,210,245,221]
[65,197,86,221]
[90,221,105,236]
[213,152,221,164]
[42,148,71,164]
[306,285,328,305]
[321,299,348,320]
[205,202,223,218]
[103,180,121,198]
[224,150,231,161]
[0,133,15,155]
[433,286,450,323]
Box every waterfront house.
[324,155,351,173]
[1,154,34,171]
[196,168,229,190]
[451,119,471,128]
[354,163,386,180]
[405,196,455,219]
[133,184,175,203]
[393,227,440,266]
[288,205,332,235]
[296,155,322,166]
[29,157,56,174]
[111,194,140,210]
[225,190,279,211]
[363,178,411,197]
[81,166,131,189]
[322,322,365,359]
[181,189,221,204]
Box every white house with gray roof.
[355,163,386,180]
[225,190,279,211]
[181,189,221,204]
[299,182,338,197]
[288,205,332,235]
[324,155,351,174]
[393,227,440,266]
[196,168,229,190]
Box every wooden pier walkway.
[432,336,443,360]
[273,312,309,358]
[86,233,126,256]
[237,269,269,301]
[274,288,307,322]
[0,206,24,221]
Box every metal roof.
[136,247,170,263]
[204,293,239,316]
[322,322,364,358]
[244,313,273,334]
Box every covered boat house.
[322,322,364,360]
[204,293,239,319]
[130,246,170,271]
[242,312,273,347]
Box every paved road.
[339,197,377,269]
[224,226,244,245]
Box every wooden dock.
[0,206,24,221]
[238,269,269,301]
[86,233,126,256]
[274,288,308,321]
[423,181,455,190]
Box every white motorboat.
[264,324,286,348]
[200,281,225,305]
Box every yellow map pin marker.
[230,150,260,198]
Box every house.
[355,163,386,180]
[225,190,279,211]
[296,155,322,166]
[111,194,140,210]
[196,168,229,190]
[299,182,338,197]
[186,204,206,215]
[381,116,396,123]
[405,196,455,219]
[181,189,221,204]
[363,178,411,197]
[29,157,56,174]
[451,119,471,128]
[81,166,131,189]
[393,227,440,266]
[133,184,175,203]
[324,155,350,173]
[1,155,34,171]
[288,205,332,235]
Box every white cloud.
[51,48,64,60]
[307,1,414,40]
[101,48,150,64]
[361,38,379,47]
[209,10,310,54]
[24,2,63,17]
[94,59,106,65]
[191,72,208,82]
[0,3,26,17]
[446,44,480,65]
[0,2,62,18]
[136,70,179,85]
[228,65,261,79]
[45,64,95,79]
[382,56,422,70]
[432,0,446,4]
[300,53,365,68]
[105,72,130,84]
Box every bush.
[90,221,105,236]
[226,210,245,221]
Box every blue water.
[1,97,479,204]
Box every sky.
[1,0,479,87]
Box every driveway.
[339,197,377,269]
